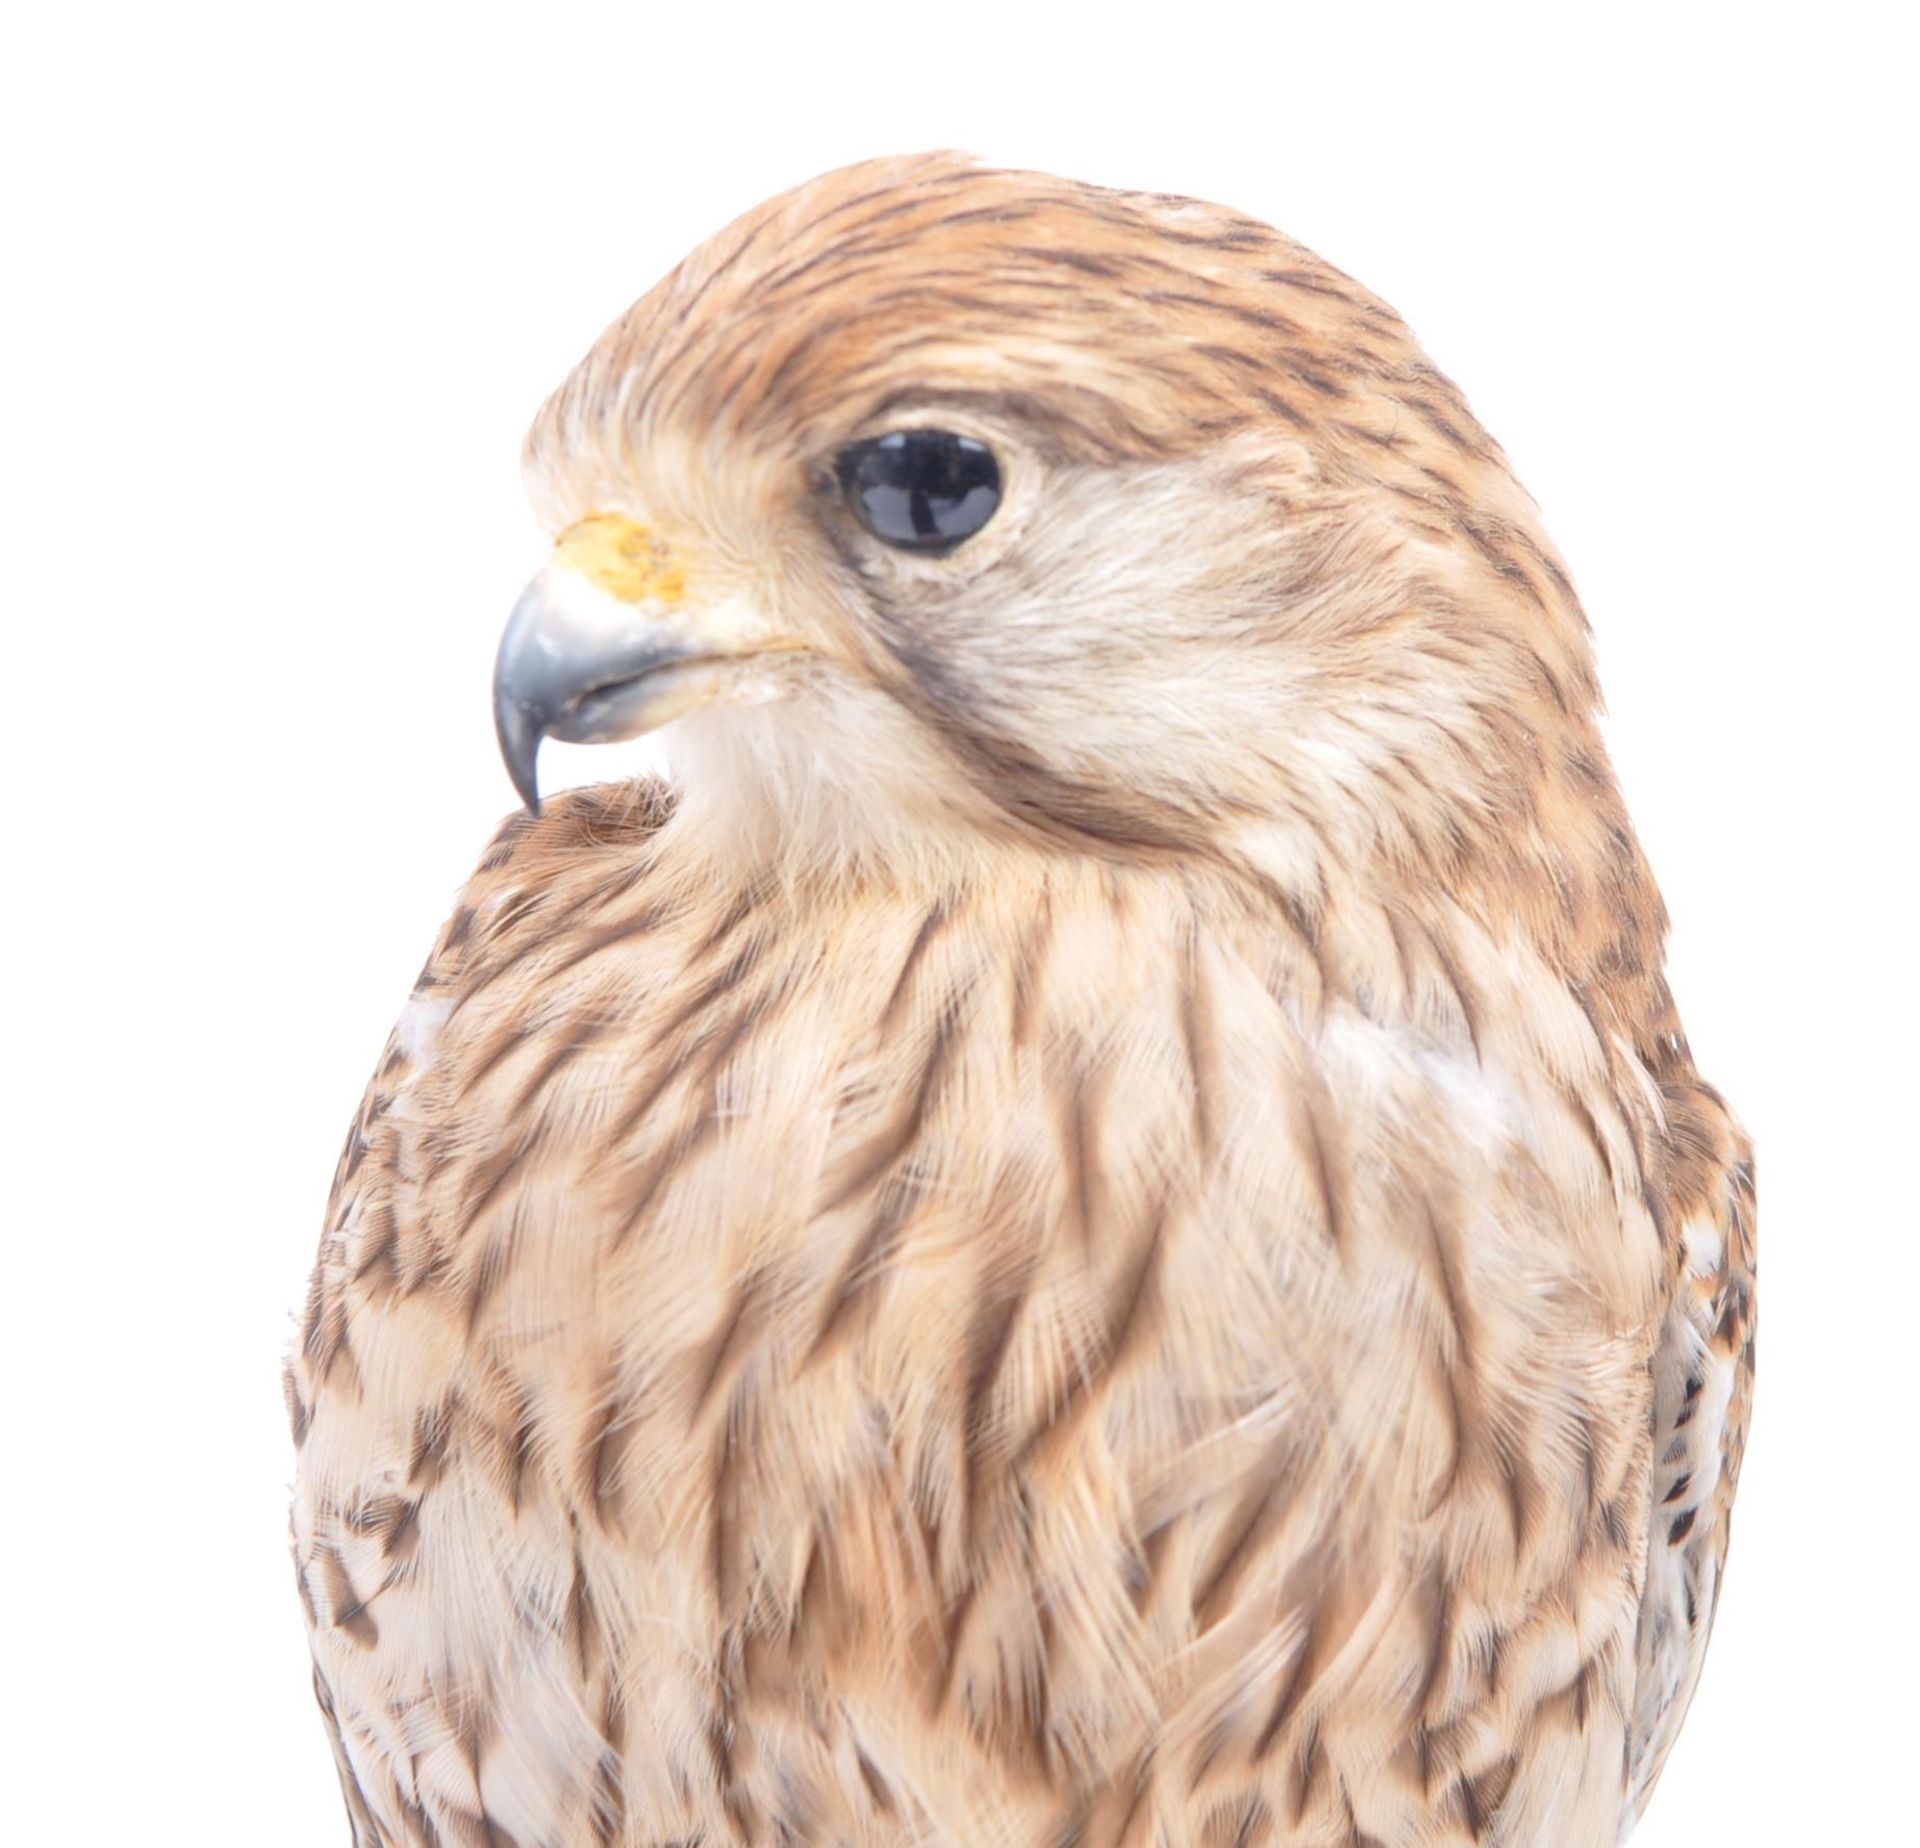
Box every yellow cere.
[551,513,689,605]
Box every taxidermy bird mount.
[290,152,1754,1848]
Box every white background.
[5,5,1912,1841]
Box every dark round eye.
[835,429,1002,554]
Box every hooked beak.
[493,513,772,812]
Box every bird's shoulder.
[428,778,681,991]
[288,781,675,1417]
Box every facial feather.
[521,151,1648,1006]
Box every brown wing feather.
[1628,1100,1757,1815]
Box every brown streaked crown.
[527,153,1576,648]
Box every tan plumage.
[289,153,1754,1846]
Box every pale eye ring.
[834,429,1002,554]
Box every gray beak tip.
[494,697,545,816]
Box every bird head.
[497,153,1616,904]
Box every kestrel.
[289,153,1754,1847]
